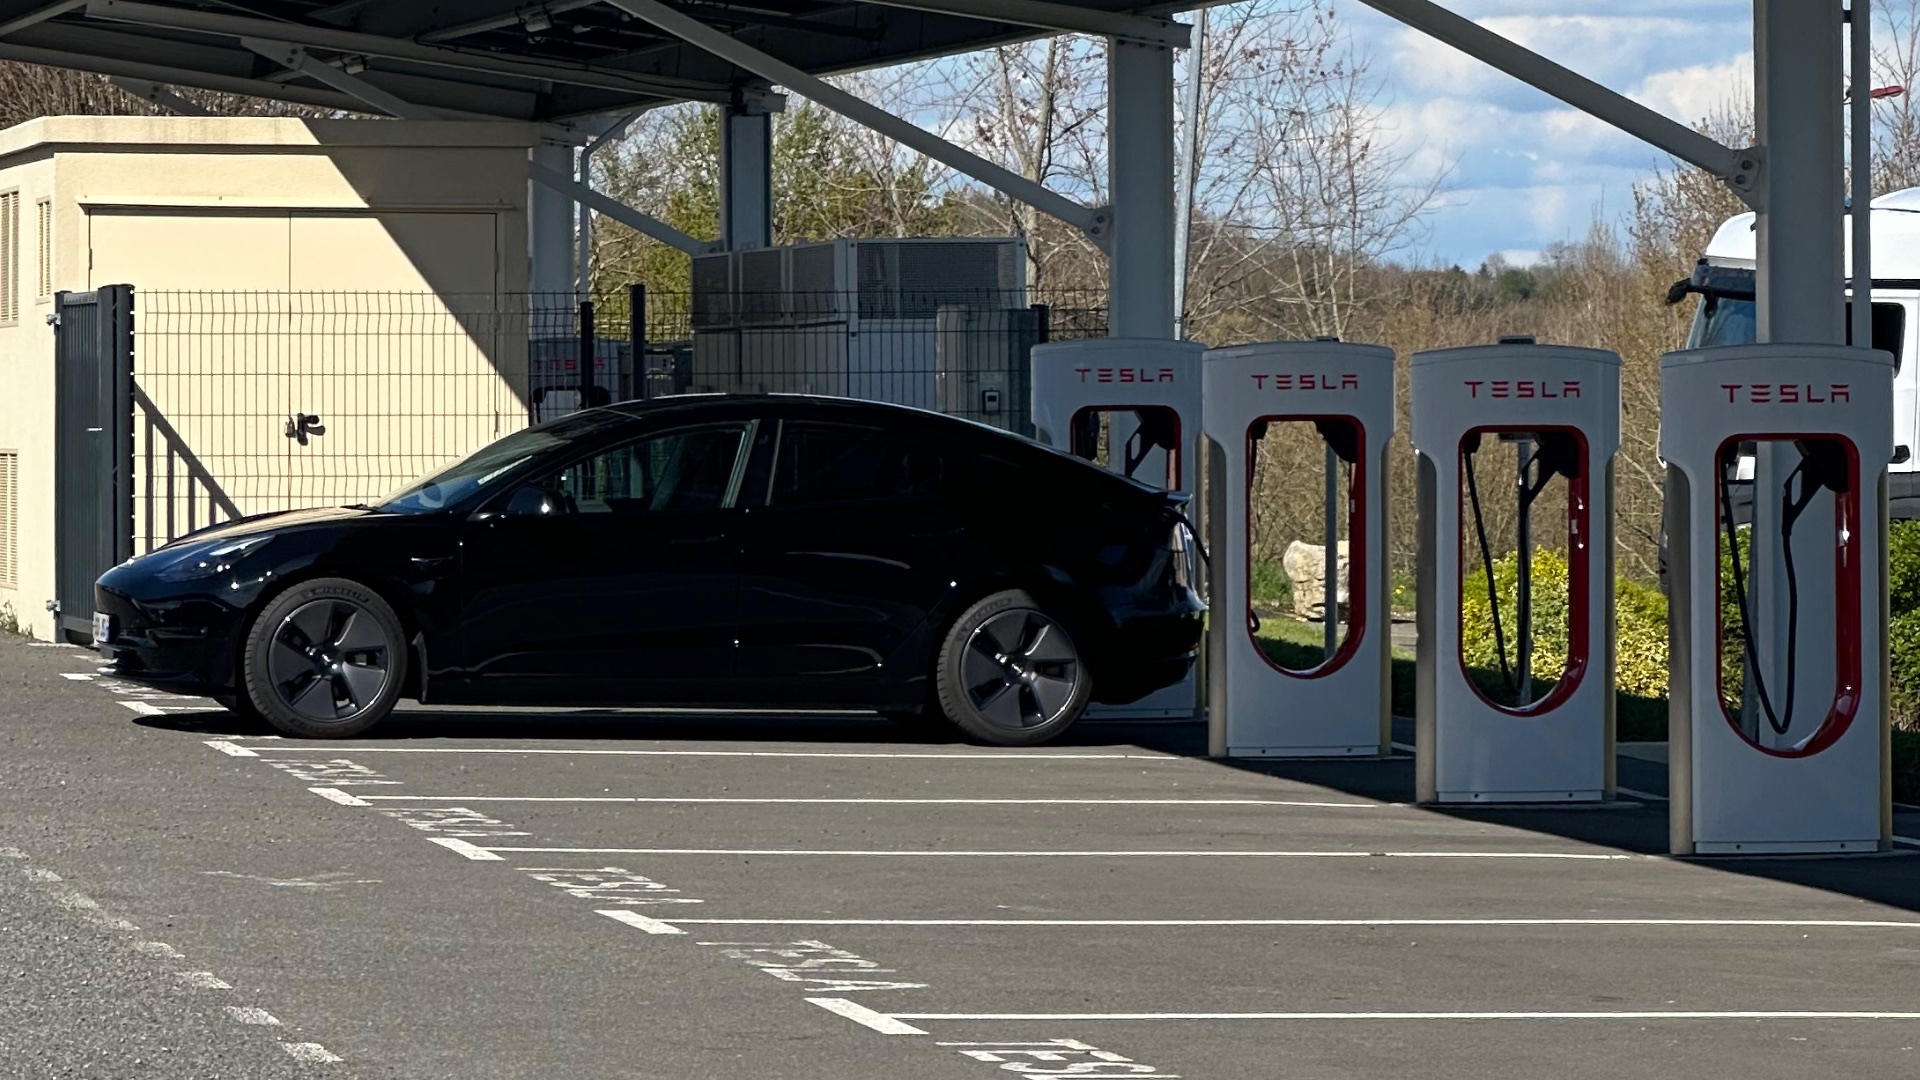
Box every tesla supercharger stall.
[1411,342,1621,803]
[1661,344,1893,854]
[1032,338,1207,719]
[1202,341,1395,757]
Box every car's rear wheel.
[242,577,406,739]
[934,590,1090,746]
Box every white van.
[1676,188,1920,516]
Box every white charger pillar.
[1034,338,1205,719]
[1662,344,1892,854]
[1411,343,1620,803]
[1203,341,1395,757]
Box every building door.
[51,286,133,643]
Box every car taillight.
[1169,519,1194,590]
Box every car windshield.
[377,410,632,514]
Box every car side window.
[541,423,749,515]
[767,421,942,507]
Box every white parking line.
[279,1042,344,1063]
[308,788,371,807]
[658,917,1920,929]
[597,909,689,935]
[176,972,232,990]
[426,837,505,861]
[203,740,259,758]
[483,847,1638,860]
[808,997,928,1035]
[891,1010,1920,1022]
[351,796,1379,808]
[224,1007,282,1026]
[1896,835,1920,848]
[241,747,1181,760]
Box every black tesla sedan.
[95,395,1205,745]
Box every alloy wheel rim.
[267,599,391,722]
[962,609,1081,730]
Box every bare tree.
[0,61,351,127]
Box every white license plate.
[92,612,114,646]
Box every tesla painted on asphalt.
[94,395,1205,745]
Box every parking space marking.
[483,847,1638,860]
[240,747,1182,760]
[808,997,928,1035]
[351,796,1380,808]
[224,1007,282,1026]
[598,909,689,935]
[280,1042,344,1063]
[204,740,259,758]
[176,971,233,990]
[426,837,505,861]
[892,1010,1920,1022]
[308,788,371,807]
[655,917,1920,929]
[1895,834,1920,848]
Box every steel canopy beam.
[529,160,722,256]
[1349,0,1756,200]
[603,0,1109,244]
[243,39,444,120]
[853,0,1188,48]
[107,75,212,114]
[0,39,372,111]
[81,0,744,105]
[0,0,84,38]
[418,0,600,42]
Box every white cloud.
[1333,0,1757,263]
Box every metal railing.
[133,383,242,553]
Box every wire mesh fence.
[127,286,1108,550]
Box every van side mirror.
[1895,445,1912,466]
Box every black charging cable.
[1720,441,1848,737]
[1462,433,1517,693]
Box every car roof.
[596,393,1164,496]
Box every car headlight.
[156,535,275,582]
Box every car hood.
[163,505,379,548]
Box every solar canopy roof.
[0,0,1193,121]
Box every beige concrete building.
[0,117,542,640]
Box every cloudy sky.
[1337,0,1757,267]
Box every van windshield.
[1687,294,1905,369]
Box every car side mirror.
[502,486,564,517]
[1895,445,1912,466]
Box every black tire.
[934,590,1090,747]
[241,577,407,739]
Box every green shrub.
[1895,729,1920,805]
[1888,610,1920,731]
[1888,520,1920,616]
[1460,548,1571,685]
[1614,576,1670,700]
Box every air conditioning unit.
[688,237,1029,411]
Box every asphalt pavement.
[2,632,1917,1079]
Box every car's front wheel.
[241,577,406,739]
[934,590,1090,746]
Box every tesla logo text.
[1465,380,1581,399]
[1075,366,1177,383]
[1720,383,1851,404]
[1248,373,1360,391]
